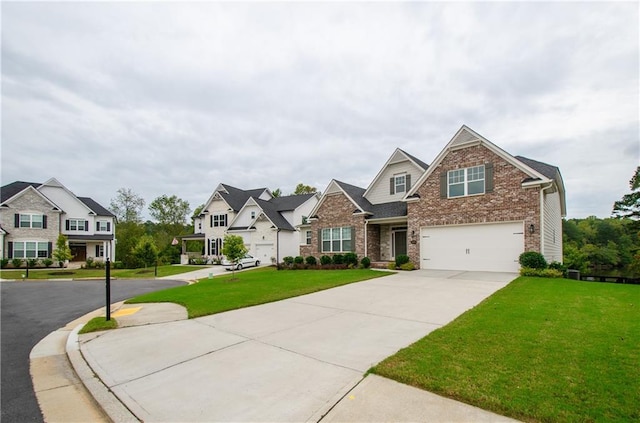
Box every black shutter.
[96,245,100,257]
[107,222,111,232]
[224,214,228,226]
[318,229,322,252]
[48,242,53,258]
[65,220,70,230]
[210,215,213,228]
[440,172,448,198]
[350,226,356,252]
[406,174,411,191]
[485,163,494,193]
[96,222,100,231]
[207,239,211,255]
[14,214,19,228]
[43,215,47,229]
[84,221,89,231]
[8,242,13,258]
[390,178,395,195]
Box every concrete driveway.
[80,270,516,422]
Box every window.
[95,245,105,258]
[448,165,485,198]
[306,230,312,245]
[395,175,406,193]
[211,214,227,227]
[210,238,223,256]
[96,221,111,232]
[18,213,44,228]
[321,226,352,252]
[251,211,256,219]
[67,219,88,231]
[13,241,49,259]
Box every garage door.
[255,243,274,264]
[420,222,524,272]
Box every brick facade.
[406,144,540,268]
[0,190,61,244]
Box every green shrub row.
[279,254,371,270]
[1,258,55,269]
[518,251,568,278]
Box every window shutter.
[107,222,111,232]
[350,226,356,252]
[48,242,53,257]
[485,163,494,193]
[440,172,448,198]
[207,239,211,255]
[317,229,322,252]
[43,215,47,229]
[210,215,213,228]
[84,221,89,231]
[14,214,19,228]
[8,242,13,258]
[406,174,411,191]
[96,222,100,231]
[96,245,100,257]
[390,178,395,195]
[65,220,70,230]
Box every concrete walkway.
[72,269,519,422]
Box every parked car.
[222,254,261,270]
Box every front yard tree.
[110,188,145,223]
[132,235,159,269]
[612,166,640,220]
[149,194,191,225]
[222,235,248,278]
[293,183,317,195]
[52,234,72,267]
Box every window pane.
[322,241,331,252]
[467,165,485,181]
[26,250,36,258]
[14,242,25,258]
[332,228,341,239]
[395,175,406,193]
[322,229,331,241]
[342,227,351,240]
[448,169,464,184]
[20,215,31,227]
[449,183,464,197]
[31,215,43,228]
[343,240,352,252]
[468,180,484,195]
[332,240,340,252]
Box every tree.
[110,188,145,223]
[271,188,282,198]
[191,203,205,224]
[222,234,248,278]
[149,194,190,225]
[612,166,640,220]
[52,234,72,267]
[293,183,317,195]
[132,235,159,268]
[116,221,146,268]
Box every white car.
[222,254,261,270]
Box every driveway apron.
[80,270,515,422]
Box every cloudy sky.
[2,2,638,220]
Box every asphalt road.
[1,278,185,423]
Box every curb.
[66,324,140,423]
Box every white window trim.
[97,221,110,232]
[321,226,352,253]
[68,218,87,231]
[20,213,44,229]
[13,240,49,259]
[394,174,406,194]
[448,165,485,198]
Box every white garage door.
[255,243,274,264]
[420,222,524,273]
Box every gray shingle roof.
[269,193,316,211]
[220,184,269,211]
[334,180,407,219]
[78,197,115,217]
[399,149,430,171]
[515,156,560,180]
[334,180,373,213]
[1,181,41,203]
[256,198,296,231]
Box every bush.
[400,262,415,271]
[94,260,105,269]
[361,257,371,268]
[11,258,23,268]
[332,254,344,265]
[519,267,564,278]
[1,258,9,269]
[85,257,95,269]
[519,251,547,269]
[549,261,568,276]
[344,252,358,266]
[282,256,294,265]
[27,258,39,268]
[387,262,397,270]
[305,256,317,265]
[112,261,125,269]
[43,258,53,268]
[320,255,332,265]
[294,256,304,264]
[395,254,410,267]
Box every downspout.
[364,220,368,258]
[539,182,554,258]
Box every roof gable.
[0,183,62,211]
[363,148,429,198]
[308,180,373,219]
[78,197,115,217]
[1,181,41,203]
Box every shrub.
[112,261,124,269]
[294,256,304,264]
[332,254,344,265]
[27,258,39,268]
[193,257,208,265]
[320,255,332,265]
[344,252,358,266]
[11,258,23,268]
[85,257,95,269]
[387,262,397,270]
[519,251,547,269]
[94,260,105,269]
[0,258,9,269]
[361,257,371,268]
[395,254,410,267]
[43,258,53,268]
[305,256,317,266]
[400,262,415,271]
[548,261,568,276]
[282,256,294,265]
[519,267,564,278]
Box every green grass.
[0,265,204,280]
[371,277,640,422]
[127,266,391,318]
[78,316,118,334]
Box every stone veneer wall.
[407,144,541,268]
[1,190,61,248]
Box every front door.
[392,229,407,258]
[70,244,86,262]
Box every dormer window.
[390,174,411,195]
[251,211,256,219]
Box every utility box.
[567,269,580,280]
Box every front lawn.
[128,266,390,318]
[0,265,203,280]
[372,277,639,422]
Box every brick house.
[302,126,566,272]
[0,178,116,263]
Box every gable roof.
[78,197,115,217]
[515,156,560,181]
[215,184,270,212]
[255,198,296,231]
[1,181,41,203]
[269,193,317,211]
[363,148,429,198]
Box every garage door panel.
[420,222,523,273]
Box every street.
[1,278,185,423]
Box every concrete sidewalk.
[70,269,519,422]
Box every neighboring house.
[189,184,318,264]
[0,178,116,263]
[303,125,566,272]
